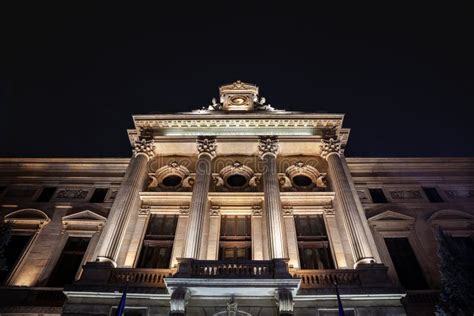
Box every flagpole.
[334,281,345,316]
[115,281,128,316]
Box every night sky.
[2,4,473,158]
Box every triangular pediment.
[428,210,474,223]
[62,210,106,223]
[368,210,415,223]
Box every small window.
[369,188,388,203]
[36,187,57,202]
[162,175,182,187]
[422,187,444,203]
[89,188,108,203]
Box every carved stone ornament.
[148,161,192,192]
[258,136,279,158]
[179,206,190,215]
[389,190,423,200]
[320,138,342,159]
[323,205,335,216]
[275,288,294,314]
[197,136,217,158]
[284,161,327,191]
[282,205,294,216]
[56,189,89,199]
[214,161,255,192]
[139,205,151,215]
[133,138,155,159]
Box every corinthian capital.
[258,136,279,159]
[133,138,155,160]
[197,136,217,158]
[320,138,342,159]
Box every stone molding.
[258,136,279,158]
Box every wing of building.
[0,81,473,316]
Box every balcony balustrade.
[290,269,361,288]
[108,268,175,288]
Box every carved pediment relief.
[4,209,50,228]
[281,161,327,192]
[148,161,193,192]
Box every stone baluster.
[321,138,375,266]
[183,136,216,259]
[259,136,288,259]
[96,138,154,266]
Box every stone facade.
[0,82,473,316]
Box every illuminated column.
[259,136,288,259]
[96,138,154,266]
[321,138,375,267]
[183,137,216,259]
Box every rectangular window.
[0,234,32,284]
[369,188,388,203]
[219,215,251,260]
[36,187,57,202]
[89,188,108,203]
[136,215,178,268]
[47,237,90,287]
[295,215,334,269]
[384,237,428,290]
[422,187,444,203]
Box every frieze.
[389,190,423,200]
[56,189,89,199]
[444,189,474,199]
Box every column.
[96,138,154,266]
[183,136,216,259]
[259,136,288,259]
[321,138,375,266]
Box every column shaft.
[183,154,212,258]
[96,154,149,265]
[262,154,287,259]
[327,153,374,266]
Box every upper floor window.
[136,215,178,269]
[369,188,388,203]
[295,215,334,269]
[0,234,32,284]
[46,236,91,287]
[384,237,428,290]
[219,215,251,260]
[422,187,444,203]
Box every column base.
[354,257,376,268]
[96,256,117,267]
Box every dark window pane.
[226,175,247,187]
[137,243,172,268]
[422,187,444,203]
[295,215,327,238]
[369,188,388,203]
[384,237,428,290]
[36,187,56,202]
[89,188,108,203]
[298,244,334,269]
[0,235,31,284]
[293,175,312,187]
[162,175,182,187]
[146,215,178,239]
[47,237,90,287]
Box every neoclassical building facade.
[0,82,473,315]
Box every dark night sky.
[1,3,473,158]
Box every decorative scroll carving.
[214,161,255,192]
[279,175,294,191]
[251,205,263,216]
[275,288,294,315]
[389,190,423,199]
[320,138,342,159]
[282,205,294,216]
[170,287,190,315]
[209,205,220,216]
[197,136,217,158]
[148,161,191,192]
[133,138,155,159]
[179,206,190,215]
[258,136,279,158]
[284,161,327,191]
[56,189,89,199]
